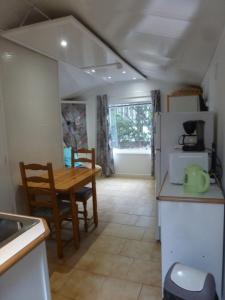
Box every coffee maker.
[179,120,205,151]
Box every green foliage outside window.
[109,103,152,149]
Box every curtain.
[151,90,161,177]
[96,95,115,177]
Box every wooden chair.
[19,162,75,258]
[71,148,96,232]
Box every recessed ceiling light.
[86,70,91,74]
[122,70,126,74]
[1,52,13,60]
[132,77,137,80]
[60,40,68,48]
[108,76,112,79]
[91,69,96,73]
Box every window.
[109,102,152,153]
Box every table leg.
[92,177,98,227]
[70,190,80,248]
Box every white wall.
[0,37,63,212]
[202,25,225,187]
[0,62,14,212]
[80,79,182,176]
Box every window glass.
[109,102,152,152]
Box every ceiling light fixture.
[81,62,122,72]
[91,69,96,73]
[122,70,126,74]
[1,52,13,60]
[60,40,68,48]
[108,76,112,79]
[132,77,137,80]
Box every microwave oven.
[169,151,209,184]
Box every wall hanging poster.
[61,103,88,149]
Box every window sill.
[113,149,151,155]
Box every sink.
[0,214,39,248]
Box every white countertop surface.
[0,212,49,274]
[158,174,225,203]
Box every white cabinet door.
[169,96,199,112]
[160,201,224,299]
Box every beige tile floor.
[48,176,162,300]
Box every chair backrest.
[19,162,57,210]
[71,148,95,169]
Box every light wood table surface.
[25,166,101,248]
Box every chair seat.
[32,200,71,219]
[75,186,92,201]
[57,187,92,203]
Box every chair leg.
[55,220,63,258]
[83,201,88,232]
[92,178,98,227]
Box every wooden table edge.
[0,218,50,276]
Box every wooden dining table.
[23,166,101,248]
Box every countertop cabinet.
[158,175,225,299]
[0,213,50,300]
[0,242,51,300]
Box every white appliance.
[169,151,209,184]
[154,112,214,239]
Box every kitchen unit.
[0,212,50,300]
[158,175,225,299]
[154,112,214,195]
[154,112,214,239]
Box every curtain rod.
[61,100,86,104]
[109,102,151,108]
[110,95,151,100]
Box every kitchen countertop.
[0,212,49,275]
[157,174,225,204]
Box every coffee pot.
[179,120,205,151]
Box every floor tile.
[100,213,138,225]
[89,235,127,255]
[150,243,161,263]
[135,216,156,228]
[76,251,133,279]
[58,270,105,300]
[103,223,145,240]
[120,240,154,261]
[52,292,73,300]
[50,272,70,293]
[75,251,112,276]
[129,205,155,217]
[127,259,161,287]
[142,228,156,242]
[138,285,162,300]
[109,255,134,279]
[99,277,142,300]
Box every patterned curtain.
[97,95,115,177]
[151,90,161,177]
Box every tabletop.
[25,166,101,192]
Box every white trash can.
[163,263,218,300]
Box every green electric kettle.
[183,164,210,194]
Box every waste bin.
[163,263,218,300]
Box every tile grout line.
[137,284,144,300]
